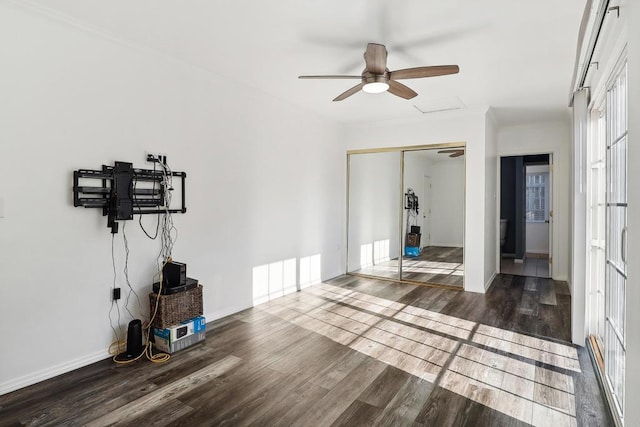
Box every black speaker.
[163,261,187,287]
[126,319,143,357]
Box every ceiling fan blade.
[364,43,387,74]
[387,80,417,99]
[438,149,463,153]
[333,84,363,101]
[298,75,362,79]
[450,152,464,158]
[390,65,459,80]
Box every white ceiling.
[27,0,585,127]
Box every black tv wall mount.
[73,160,186,233]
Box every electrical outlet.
[146,151,167,163]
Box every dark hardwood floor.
[0,274,612,426]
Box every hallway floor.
[501,254,550,278]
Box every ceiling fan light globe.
[362,82,389,94]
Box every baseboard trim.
[1,301,255,397]
[0,348,110,396]
[205,303,253,324]
[484,271,497,291]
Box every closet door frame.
[346,142,466,288]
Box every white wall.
[402,151,430,246]
[403,151,465,249]
[344,108,489,293]
[0,4,346,394]
[485,112,498,287]
[497,120,571,281]
[347,152,401,271]
[429,158,465,247]
[403,150,465,247]
[570,91,588,347]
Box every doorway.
[499,154,553,278]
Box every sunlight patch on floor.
[254,282,580,427]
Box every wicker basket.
[405,233,421,247]
[149,285,203,329]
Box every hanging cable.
[122,222,143,319]
[108,233,124,354]
[111,156,180,365]
[136,163,161,240]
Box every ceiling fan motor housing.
[362,71,389,85]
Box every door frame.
[346,142,466,289]
[496,150,557,279]
[421,175,432,249]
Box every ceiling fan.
[438,149,465,158]
[299,43,459,101]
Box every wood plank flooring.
[0,274,612,426]
[402,246,464,287]
[352,246,464,287]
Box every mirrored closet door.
[401,149,465,287]
[347,145,465,288]
[347,151,401,281]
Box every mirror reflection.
[401,149,464,287]
[347,146,465,288]
[347,151,401,280]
